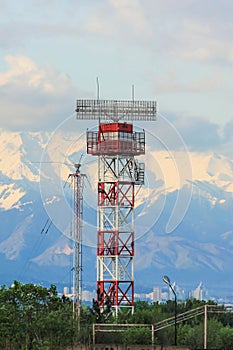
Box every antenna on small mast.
[132,84,135,102]
[96,77,100,124]
[96,77,100,101]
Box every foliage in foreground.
[0,281,90,349]
[1,281,233,349]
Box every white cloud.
[85,0,148,40]
[0,0,232,130]
[82,0,233,67]
[0,55,36,84]
[0,55,77,131]
[153,67,221,94]
[109,0,147,31]
[0,55,71,93]
[1,1,233,67]
[174,19,233,64]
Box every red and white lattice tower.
[76,99,156,314]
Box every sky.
[0,0,233,289]
[0,0,233,154]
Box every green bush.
[122,327,152,345]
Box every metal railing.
[87,131,145,155]
[93,304,233,348]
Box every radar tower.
[76,98,156,315]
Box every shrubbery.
[1,281,233,349]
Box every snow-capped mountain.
[0,128,233,294]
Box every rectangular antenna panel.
[76,99,157,121]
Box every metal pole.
[151,324,155,350]
[92,323,95,347]
[204,304,207,350]
[162,276,177,346]
[170,285,177,346]
[174,291,177,346]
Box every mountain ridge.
[0,129,233,294]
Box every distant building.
[192,282,208,300]
[152,286,162,302]
[161,291,169,301]
[82,290,95,302]
[162,282,186,301]
[63,286,69,296]
[176,284,186,301]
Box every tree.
[219,326,233,350]
[178,319,222,349]
[91,295,113,323]
[0,281,76,349]
[122,327,152,345]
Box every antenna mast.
[69,162,85,322]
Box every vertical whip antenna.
[132,84,135,102]
[96,77,100,101]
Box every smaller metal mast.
[69,163,85,321]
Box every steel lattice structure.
[76,99,156,314]
[69,164,85,320]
